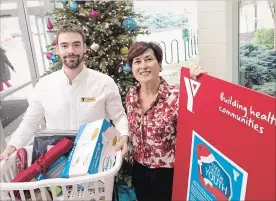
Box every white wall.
[197,1,239,83]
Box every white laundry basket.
[0,146,123,201]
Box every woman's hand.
[190,63,207,80]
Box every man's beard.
[62,54,84,69]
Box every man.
[0,24,128,159]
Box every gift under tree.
[45,1,148,201]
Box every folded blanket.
[12,138,73,183]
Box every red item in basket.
[15,148,28,176]
[12,138,73,183]
[13,148,28,199]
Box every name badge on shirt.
[81,97,96,102]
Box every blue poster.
[187,131,248,201]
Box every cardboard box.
[61,119,120,178]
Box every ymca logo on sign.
[184,77,201,113]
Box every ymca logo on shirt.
[184,77,201,113]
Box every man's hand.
[190,63,207,80]
[0,145,17,161]
[115,135,128,158]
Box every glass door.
[0,1,37,94]
[26,0,54,76]
[0,0,40,151]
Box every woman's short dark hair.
[127,42,163,68]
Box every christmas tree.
[45,0,147,106]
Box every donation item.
[62,119,120,178]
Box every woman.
[125,41,205,201]
[0,47,15,92]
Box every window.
[238,0,275,97]
[133,1,193,31]
[133,1,198,86]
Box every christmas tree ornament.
[90,42,100,52]
[61,0,67,6]
[120,47,128,55]
[52,40,57,46]
[89,10,99,18]
[122,16,137,31]
[47,18,53,30]
[46,52,53,60]
[50,55,58,63]
[70,1,78,11]
[123,64,131,72]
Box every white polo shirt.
[8,67,129,149]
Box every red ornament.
[47,18,53,30]
[46,52,53,60]
[52,40,57,46]
[89,10,99,18]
